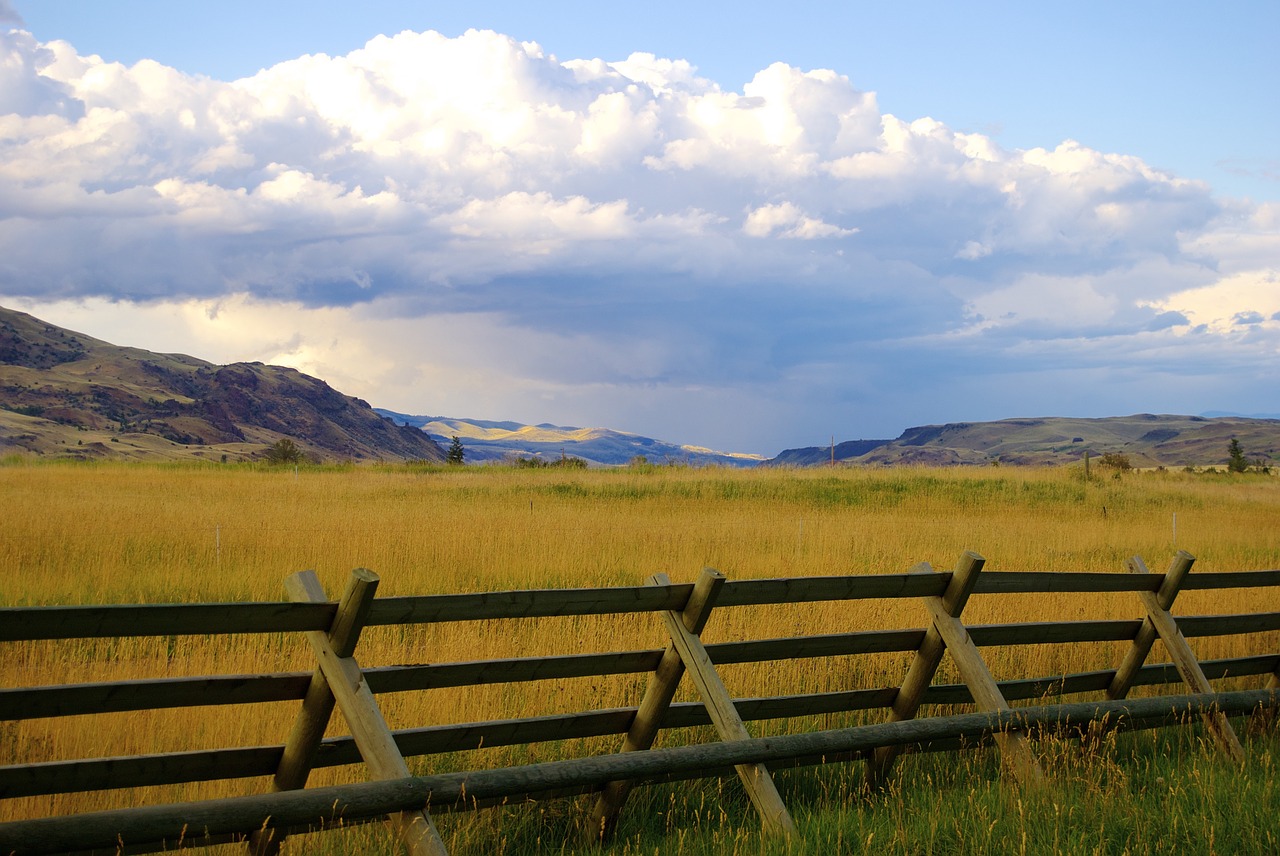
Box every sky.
[1,1,1277,456]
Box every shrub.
[549,455,587,469]
[1099,453,1131,471]
[513,456,548,468]
[264,438,304,465]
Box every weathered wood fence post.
[587,568,797,843]
[1109,552,1245,763]
[866,551,1043,791]
[587,568,724,841]
[249,569,448,856]
[656,571,797,840]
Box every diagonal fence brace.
[587,568,797,843]
[1113,554,1245,763]
[249,570,448,856]
[249,568,377,856]
[586,568,722,841]
[867,551,1043,790]
[655,570,798,840]
[1107,551,1195,700]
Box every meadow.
[1,458,1278,854]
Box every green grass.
[249,721,1278,854]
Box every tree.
[1227,438,1248,473]
[447,436,465,466]
[265,438,303,465]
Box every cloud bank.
[1,27,1276,452]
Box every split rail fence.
[2,550,1279,854]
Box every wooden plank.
[657,570,798,839]
[921,602,1044,785]
[970,569,1280,594]
[586,568,726,841]
[268,573,374,791]
[717,573,949,606]
[0,746,285,799]
[971,572,1161,594]
[0,673,312,721]
[967,619,1142,647]
[367,585,692,625]
[363,568,1280,625]
[0,602,336,641]
[710,628,925,664]
[248,569,379,856]
[866,552,986,790]
[1181,569,1280,590]
[5,689,1276,856]
[272,577,370,783]
[1107,552,1195,699]
[278,570,448,856]
[5,566,1276,643]
[1178,612,1280,637]
[1133,587,1246,763]
[372,573,954,623]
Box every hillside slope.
[0,306,445,463]
[771,415,1280,468]
[380,412,766,467]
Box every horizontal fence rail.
[2,553,1279,855]
[6,569,1278,641]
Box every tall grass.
[1,460,1278,853]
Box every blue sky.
[2,0,1277,454]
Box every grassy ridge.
[1,460,1278,853]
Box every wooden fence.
[2,550,1279,854]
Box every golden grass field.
[1,460,1278,853]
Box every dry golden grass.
[1,460,1278,850]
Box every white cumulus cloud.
[1,26,1277,452]
[743,202,857,239]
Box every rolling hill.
[0,306,445,463]
[378,412,766,468]
[770,415,1280,469]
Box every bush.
[1099,453,1131,471]
[264,438,304,465]
[513,456,548,468]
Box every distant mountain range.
[4,305,1277,471]
[377,412,766,468]
[770,414,1280,469]
[0,305,444,463]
